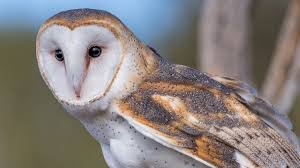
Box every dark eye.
[88,46,102,58]
[54,49,64,61]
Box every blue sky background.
[0,0,201,43]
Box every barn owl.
[36,9,300,168]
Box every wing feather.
[113,64,300,167]
[210,76,299,150]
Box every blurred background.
[0,0,299,168]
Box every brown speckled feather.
[115,61,300,167]
[210,76,300,150]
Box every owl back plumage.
[114,56,300,167]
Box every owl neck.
[106,43,163,102]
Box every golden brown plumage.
[37,9,300,168]
[115,58,300,167]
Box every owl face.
[37,9,158,115]
[36,9,129,109]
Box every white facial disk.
[37,25,122,105]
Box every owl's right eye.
[54,49,64,61]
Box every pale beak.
[64,50,87,98]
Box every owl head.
[36,9,159,116]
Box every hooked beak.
[64,51,87,98]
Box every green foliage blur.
[0,1,299,168]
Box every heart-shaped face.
[36,9,126,107]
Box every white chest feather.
[80,111,208,168]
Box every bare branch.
[261,0,300,114]
[275,48,300,114]
[198,0,252,83]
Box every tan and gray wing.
[114,64,300,167]
[210,76,299,149]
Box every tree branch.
[198,0,253,83]
[261,0,300,114]
[275,48,300,114]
